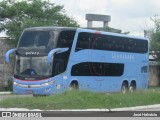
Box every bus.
[5,27,149,95]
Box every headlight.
[41,81,53,86]
[13,82,19,85]
[43,82,49,86]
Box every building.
[149,51,160,86]
[85,14,121,33]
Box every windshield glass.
[18,30,58,50]
[15,56,52,77]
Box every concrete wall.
[149,65,160,87]
[86,14,111,28]
[0,37,14,90]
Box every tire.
[129,82,136,93]
[69,81,79,91]
[33,94,38,97]
[121,82,128,94]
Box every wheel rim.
[122,86,127,94]
[121,83,128,94]
[70,82,79,91]
[129,86,134,93]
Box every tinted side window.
[52,52,69,76]
[57,31,76,48]
[52,30,76,77]
[141,66,148,73]
[71,62,124,76]
[75,32,92,51]
[75,32,148,53]
[96,35,148,53]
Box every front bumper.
[13,84,54,95]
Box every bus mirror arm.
[5,48,17,63]
[48,47,69,63]
[56,47,69,54]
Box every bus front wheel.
[69,81,79,91]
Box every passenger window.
[57,31,76,48]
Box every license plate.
[26,90,33,94]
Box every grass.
[0,88,160,110]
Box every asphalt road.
[141,107,160,111]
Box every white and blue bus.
[6,27,149,95]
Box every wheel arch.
[122,80,129,87]
[69,79,79,90]
[130,80,136,87]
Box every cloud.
[54,0,108,14]
[52,0,109,27]
[105,0,160,36]
[1,0,159,37]
[107,0,159,19]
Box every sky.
[51,0,160,37]
[0,0,160,37]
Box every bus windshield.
[15,56,52,78]
[18,30,58,50]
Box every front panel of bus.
[12,28,76,95]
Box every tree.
[0,0,79,46]
[149,16,160,61]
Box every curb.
[111,104,160,111]
[0,104,160,111]
[0,92,12,95]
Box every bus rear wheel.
[129,82,136,93]
[121,82,128,94]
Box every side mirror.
[5,48,17,63]
[48,48,69,63]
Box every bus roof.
[77,28,148,40]
[25,26,77,31]
[24,26,147,41]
